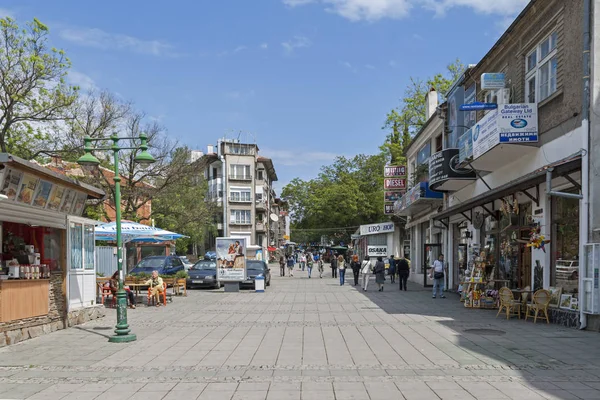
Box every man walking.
[300,253,306,271]
[388,255,397,284]
[351,255,361,286]
[397,255,410,291]
[287,255,295,277]
[330,253,338,278]
[430,254,447,298]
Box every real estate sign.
[497,103,538,143]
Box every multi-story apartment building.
[199,139,278,251]
[396,0,600,328]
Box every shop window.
[84,224,94,270]
[70,222,83,269]
[525,31,558,103]
[552,192,579,292]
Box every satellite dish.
[270,213,279,222]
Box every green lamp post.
[77,134,155,343]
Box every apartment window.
[435,134,442,152]
[257,170,264,180]
[230,210,251,224]
[230,164,251,179]
[256,193,263,201]
[417,143,431,165]
[212,168,218,179]
[525,31,558,103]
[230,188,251,202]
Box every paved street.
[2,267,600,400]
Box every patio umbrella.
[95,220,187,243]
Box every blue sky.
[1,0,529,192]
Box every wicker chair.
[525,289,551,323]
[497,287,521,319]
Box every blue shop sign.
[481,73,506,90]
[459,102,498,111]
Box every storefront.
[0,154,105,345]
[355,222,399,264]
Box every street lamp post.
[77,134,155,343]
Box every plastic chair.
[496,287,521,319]
[147,282,168,306]
[525,289,551,323]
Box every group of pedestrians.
[279,252,324,279]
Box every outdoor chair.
[100,285,116,308]
[147,282,168,306]
[174,279,187,296]
[525,289,551,324]
[497,287,521,319]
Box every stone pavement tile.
[302,382,333,392]
[76,383,114,392]
[205,383,239,392]
[365,382,403,400]
[232,391,267,400]
[162,391,205,400]
[139,383,177,392]
[108,384,146,392]
[270,382,302,391]
[301,391,336,400]
[265,391,301,400]
[330,369,359,376]
[537,390,582,400]
[273,369,302,377]
[128,392,169,400]
[386,369,417,376]
[26,392,69,400]
[237,383,270,391]
[0,384,51,399]
[427,381,462,390]
[333,391,370,400]
[301,369,330,376]
[358,368,387,377]
[333,382,365,392]
[172,383,208,392]
[566,389,600,399]
[243,369,273,378]
[433,389,476,400]
[587,383,600,390]
[60,392,104,400]
[197,391,234,400]
[553,381,595,390]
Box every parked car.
[128,255,185,276]
[187,259,221,289]
[177,256,193,270]
[240,260,271,289]
[204,251,217,260]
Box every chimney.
[207,145,214,154]
[425,87,438,120]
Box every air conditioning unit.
[497,88,510,105]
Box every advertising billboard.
[216,237,247,282]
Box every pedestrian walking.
[287,255,295,277]
[397,255,410,291]
[430,254,447,298]
[318,258,324,278]
[330,253,338,278]
[300,253,306,271]
[361,256,372,291]
[374,256,386,292]
[306,252,314,278]
[279,255,285,277]
[337,254,346,286]
[388,255,397,284]
[351,254,360,286]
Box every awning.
[394,181,443,217]
[433,152,582,221]
[95,220,187,243]
[267,246,277,252]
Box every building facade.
[200,139,279,251]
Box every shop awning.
[95,220,187,243]
[394,181,443,217]
[433,152,582,222]
[0,153,105,199]
[267,246,277,251]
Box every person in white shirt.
[300,253,307,271]
[360,256,372,291]
[429,254,447,298]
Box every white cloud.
[281,36,311,55]
[260,43,269,49]
[412,33,423,40]
[59,27,174,56]
[233,45,247,53]
[365,64,376,70]
[67,70,97,92]
[282,0,529,21]
[340,61,357,73]
[0,8,15,18]
[261,147,338,167]
[389,60,398,68]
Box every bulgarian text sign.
[384,165,407,177]
[384,178,406,190]
[429,149,476,191]
[498,103,538,143]
[472,109,499,159]
[481,73,506,90]
[360,222,394,236]
[458,128,473,164]
[367,245,388,257]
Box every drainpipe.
[219,139,228,237]
[579,0,592,330]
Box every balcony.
[394,182,443,217]
[230,220,253,226]
[256,221,266,232]
[229,197,252,204]
[229,174,252,181]
[255,201,266,211]
[458,103,537,172]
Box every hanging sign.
[360,222,394,236]
[498,103,538,143]
[459,102,498,111]
[481,73,506,90]
[384,203,395,215]
[384,178,406,190]
[384,165,407,177]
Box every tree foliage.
[0,17,78,157]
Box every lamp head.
[77,137,101,167]
[134,133,156,165]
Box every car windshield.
[192,261,217,270]
[135,258,165,269]
[246,261,264,272]
[131,267,157,273]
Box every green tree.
[0,17,78,157]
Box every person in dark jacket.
[330,253,338,278]
[351,255,361,286]
[397,255,410,291]
[388,255,396,284]
[374,256,386,291]
[279,256,286,277]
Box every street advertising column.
[216,237,247,282]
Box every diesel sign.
[367,246,388,257]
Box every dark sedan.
[187,260,221,289]
[129,255,185,276]
[240,260,271,289]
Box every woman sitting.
[109,271,136,309]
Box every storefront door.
[423,243,442,287]
[67,217,96,310]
